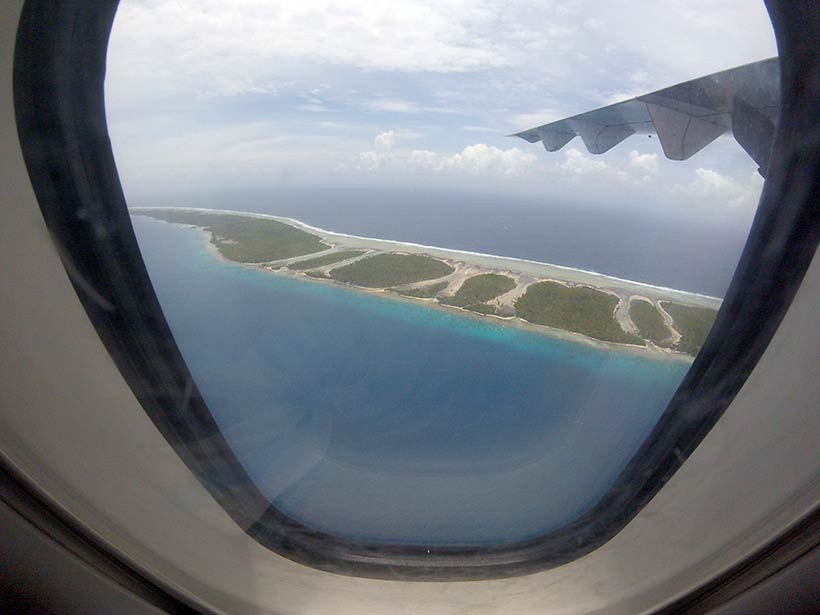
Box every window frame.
[12,0,820,581]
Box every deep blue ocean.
[132,210,698,545]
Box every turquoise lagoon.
[132,214,689,545]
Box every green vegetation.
[440,274,516,308]
[390,281,449,298]
[661,302,718,356]
[288,250,366,270]
[515,282,643,345]
[629,299,671,345]
[306,270,329,279]
[329,253,454,288]
[140,210,327,262]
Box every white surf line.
[130,207,723,304]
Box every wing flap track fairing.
[512,58,781,175]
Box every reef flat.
[133,207,721,357]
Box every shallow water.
[133,215,690,545]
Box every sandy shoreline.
[131,207,718,362]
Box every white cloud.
[106,0,777,207]
[109,0,775,108]
[629,150,658,174]
[670,167,764,209]
[350,142,537,178]
[441,144,537,176]
[559,148,627,182]
[374,130,396,149]
[107,0,516,105]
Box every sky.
[105,0,777,220]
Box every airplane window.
[106,0,774,559]
[17,0,820,583]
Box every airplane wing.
[512,58,780,175]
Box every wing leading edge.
[512,58,780,175]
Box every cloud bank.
[107,0,774,216]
